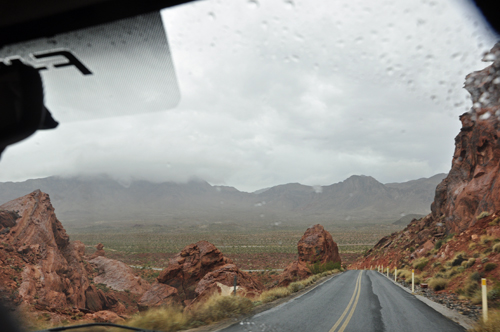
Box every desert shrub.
[450,252,467,267]
[432,261,441,268]
[287,282,305,293]
[260,287,291,303]
[471,289,483,304]
[191,295,253,323]
[445,267,460,279]
[494,243,500,253]
[474,252,481,258]
[488,288,500,301]
[307,261,341,274]
[469,310,500,332]
[429,278,449,291]
[469,242,477,250]
[413,258,429,271]
[465,258,476,268]
[481,236,495,245]
[485,263,497,272]
[464,280,480,297]
[397,269,412,280]
[435,240,444,250]
[127,306,190,331]
[482,257,490,263]
[477,211,491,220]
[409,247,415,253]
[470,272,482,282]
[95,283,110,293]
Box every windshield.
[0,0,497,331]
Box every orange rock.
[187,264,263,309]
[137,283,180,311]
[90,256,150,295]
[86,310,124,323]
[157,241,232,299]
[278,224,341,287]
[90,243,106,259]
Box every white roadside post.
[412,269,415,294]
[387,267,389,278]
[395,268,397,282]
[382,265,384,274]
[482,278,488,322]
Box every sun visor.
[0,11,180,122]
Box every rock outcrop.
[141,241,263,310]
[0,190,90,309]
[156,240,233,300]
[431,43,500,234]
[0,190,122,314]
[352,43,500,272]
[90,256,150,295]
[278,224,341,286]
[90,243,106,259]
[188,264,263,309]
[137,283,180,311]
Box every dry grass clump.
[493,243,500,253]
[470,310,500,332]
[126,295,253,331]
[190,295,253,323]
[428,278,449,291]
[127,306,190,332]
[485,263,497,272]
[397,269,412,280]
[260,287,291,303]
[413,258,429,271]
[477,211,491,220]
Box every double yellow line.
[329,271,363,332]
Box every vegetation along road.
[220,270,465,332]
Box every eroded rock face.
[352,43,500,271]
[188,264,263,309]
[432,43,500,234]
[157,240,232,299]
[278,224,341,286]
[90,256,150,295]
[0,190,89,309]
[137,283,180,311]
[0,190,116,313]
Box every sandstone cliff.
[352,43,500,288]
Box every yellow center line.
[329,271,363,332]
[338,271,363,332]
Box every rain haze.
[0,0,498,192]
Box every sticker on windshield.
[0,12,180,122]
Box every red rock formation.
[90,256,150,295]
[431,43,500,234]
[0,190,117,313]
[137,283,180,311]
[156,240,232,299]
[352,43,500,272]
[278,224,341,286]
[188,264,264,309]
[90,243,106,259]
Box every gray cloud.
[0,0,498,192]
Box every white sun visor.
[0,11,180,122]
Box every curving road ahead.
[220,270,465,332]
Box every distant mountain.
[392,214,426,226]
[0,173,447,228]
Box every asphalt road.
[220,270,466,332]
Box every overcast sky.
[0,0,498,192]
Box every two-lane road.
[220,270,465,332]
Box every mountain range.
[0,173,446,228]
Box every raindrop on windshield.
[208,12,216,20]
[284,0,294,9]
[247,0,259,8]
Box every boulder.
[187,264,263,309]
[157,241,232,299]
[90,256,150,295]
[137,283,180,311]
[278,224,341,287]
[90,243,106,259]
